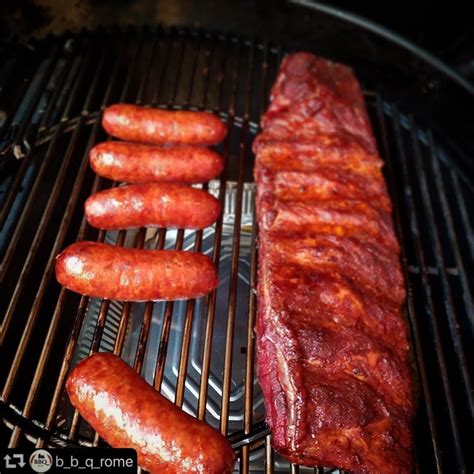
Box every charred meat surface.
[254,52,413,473]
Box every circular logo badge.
[29,450,53,473]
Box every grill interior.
[0,27,472,473]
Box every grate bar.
[81,27,175,388]
[0,36,88,276]
[113,229,147,357]
[7,42,64,148]
[168,32,187,106]
[90,233,127,352]
[133,34,188,389]
[133,233,167,374]
[65,32,153,441]
[38,56,77,132]
[153,30,193,392]
[410,123,473,415]
[374,96,443,472]
[113,29,174,374]
[0,48,38,142]
[220,39,256,436]
[241,41,271,474]
[429,134,473,316]
[91,245,148,443]
[174,282,200,406]
[5,43,111,447]
[133,302,155,374]
[0,41,95,367]
[265,435,273,474]
[241,209,258,472]
[151,27,173,107]
[0,41,64,230]
[175,32,211,408]
[38,34,99,131]
[0,38,99,347]
[34,31,142,447]
[34,294,91,449]
[114,301,132,356]
[449,171,473,260]
[154,231,183,389]
[135,28,160,106]
[290,464,300,474]
[392,106,465,472]
[128,35,177,381]
[197,35,234,421]
[0,126,58,276]
[110,30,170,369]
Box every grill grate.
[0,27,472,473]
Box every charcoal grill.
[0,13,472,474]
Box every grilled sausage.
[85,183,221,231]
[66,353,236,474]
[89,142,224,184]
[55,242,218,301]
[102,104,227,145]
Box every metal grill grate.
[0,27,472,473]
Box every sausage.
[55,242,218,301]
[66,353,236,474]
[102,104,227,145]
[89,142,224,184]
[85,183,221,231]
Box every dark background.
[0,0,473,79]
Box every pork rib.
[254,52,413,473]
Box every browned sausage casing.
[102,104,227,145]
[89,142,224,184]
[66,353,236,474]
[85,183,221,231]
[55,242,217,301]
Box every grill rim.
[291,0,474,95]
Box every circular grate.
[0,27,472,473]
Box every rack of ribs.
[253,52,414,473]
